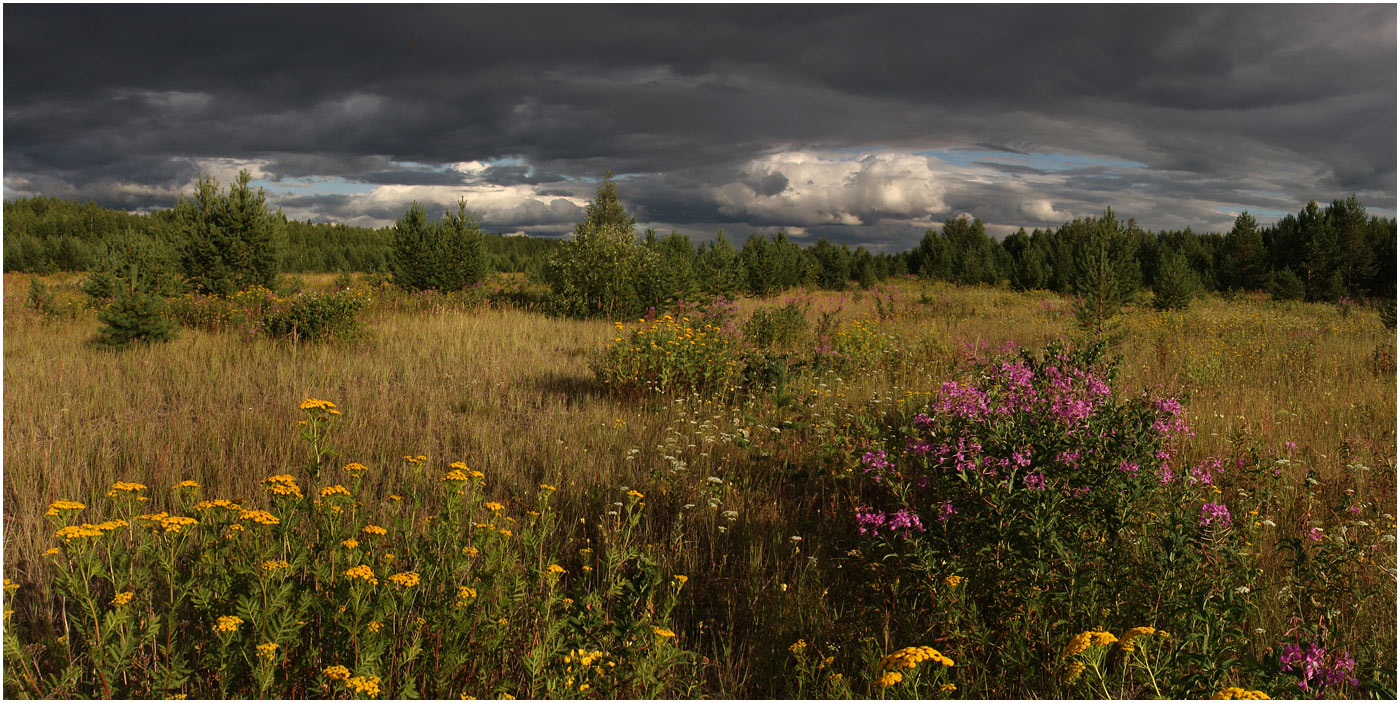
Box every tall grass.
[3,272,1394,698]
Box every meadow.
[2,271,1395,699]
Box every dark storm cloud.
[4,5,1394,242]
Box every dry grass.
[3,272,1394,697]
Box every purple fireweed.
[1279,641,1359,691]
[1199,502,1231,528]
[1022,472,1046,491]
[935,501,956,522]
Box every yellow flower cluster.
[1060,630,1118,660]
[367,621,382,633]
[108,481,148,497]
[361,525,387,536]
[626,490,644,500]
[1064,660,1086,682]
[875,671,903,688]
[256,642,279,660]
[2,579,17,594]
[319,484,351,498]
[484,502,505,512]
[239,510,280,525]
[264,475,303,499]
[561,648,606,667]
[299,398,340,415]
[462,546,479,557]
[343,462,368,475]
[546,564,566,575]
[56,524,104,541]
[944,574,964,588]
[110,592,134,606]
[388,571,421,587]
[174,480,199,490]
[160,516,198,534]
[403,454,427,464]
[674,575,688,585]
[1212,687,1271,700]
[1120,626,1159,653]
[539,483,557,492]
[789,640,807,654]
[879,645,955,670]
[442,469,471,482]
[262,560,292,572]
[341,538,359,549]
[214,615,244,633]
[323,665,351,681]
[194,499,242,512]
[455,586,478,606]
[45,500,86,517]
[345,675,380,696]
[344,564,378,586]
[652,627,676,638]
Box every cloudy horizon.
[4,5,1395,250]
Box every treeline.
[905,197,1396,302]
[4,187,1395,305]
[2,196,559,276]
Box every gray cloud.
[3,5,1394,243]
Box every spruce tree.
[1068,209,1141,337]
[96,282,176,349]
[175,170,282,295]
[1152,248,1197,311]
[695,230,747,298]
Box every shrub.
[261,289,372,343]
[813,317,893,374]
[846,341,1282,697]
[25,278,57,317]
[743,302,810,351]
[0,400,694,699]
[167,287,280,333]
[96,286,176,349]
[390,201,488,293]
[593,314,740,397]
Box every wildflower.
[256,642,279,660]
[652,626,677,638]
[110,592,134,606]
[381,552,395,562]
[160,516,198,534]
[1200,502,1232,528]
[320,484,351,498]
[174,480,199,490]
[1120,626,1157,652]
[546,564,566,575]
[484,502,505,512]
[367,621,382,633]
[1064,660,1086,682]
[43,547,60,557]
[1212,687,1271,700]
[44,500,86,517]
[442,469,470,482]
[107,481,148,497]
[941,683,957,692]
[875,671,903,688]
[455,586,478,605]
[789,640,807,654]
[539,483,557,491]
[361,525,387,536]
[498,529,512,537]
[343,564,379,586]
[193,499,242,512]
[880,645,954,670]
[674,574,688,585]
[344,675,381,696]
[94,519,129,532]
[299,398,338,412]
[238,510,280,525]
[388,571,421,587]
[389,495,402,501]
[214,615,244,633]
[626,490,644,500]
[462,546,479,556]
[262,560,292,572]
[1307,527,1324,541]
[342,538,360,549]
[56,524,104,541]
[323,665,351,681]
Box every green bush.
[261,290,372,343]
[96,287,176,349]
[592,314,740,397]
[1268,268,1306,301]
[1152,249,1197,311]
[26,278,58,318]
[743,302,810,351]
[546,177,660,319]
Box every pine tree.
[1068,209,1141,337]
[695,229,747,298]
[1152,248,1197,311]
[545,175,659,318]
[96,282,176,349]
[175,170,282,295]
[1220,212,1266,291]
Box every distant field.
[3,272,1394,699]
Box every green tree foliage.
[808,238,851,290]
[1068,209,1142,336]
[545,176,660,318]
[695,230,747,298]
[96,284,176,349]
[83,228,185,300]
[174,170,283,295]
[1219,212,1266,291]
[1152,248,1197,311]
[1267,268,1306,301]
[390,200,488,292]
[643,231,698,304]
[739,234,779,296]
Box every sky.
[4,5,1396,250]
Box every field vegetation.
[3,267,1394,698]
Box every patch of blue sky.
[251,177,375,196]
[920,148,1146,172]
